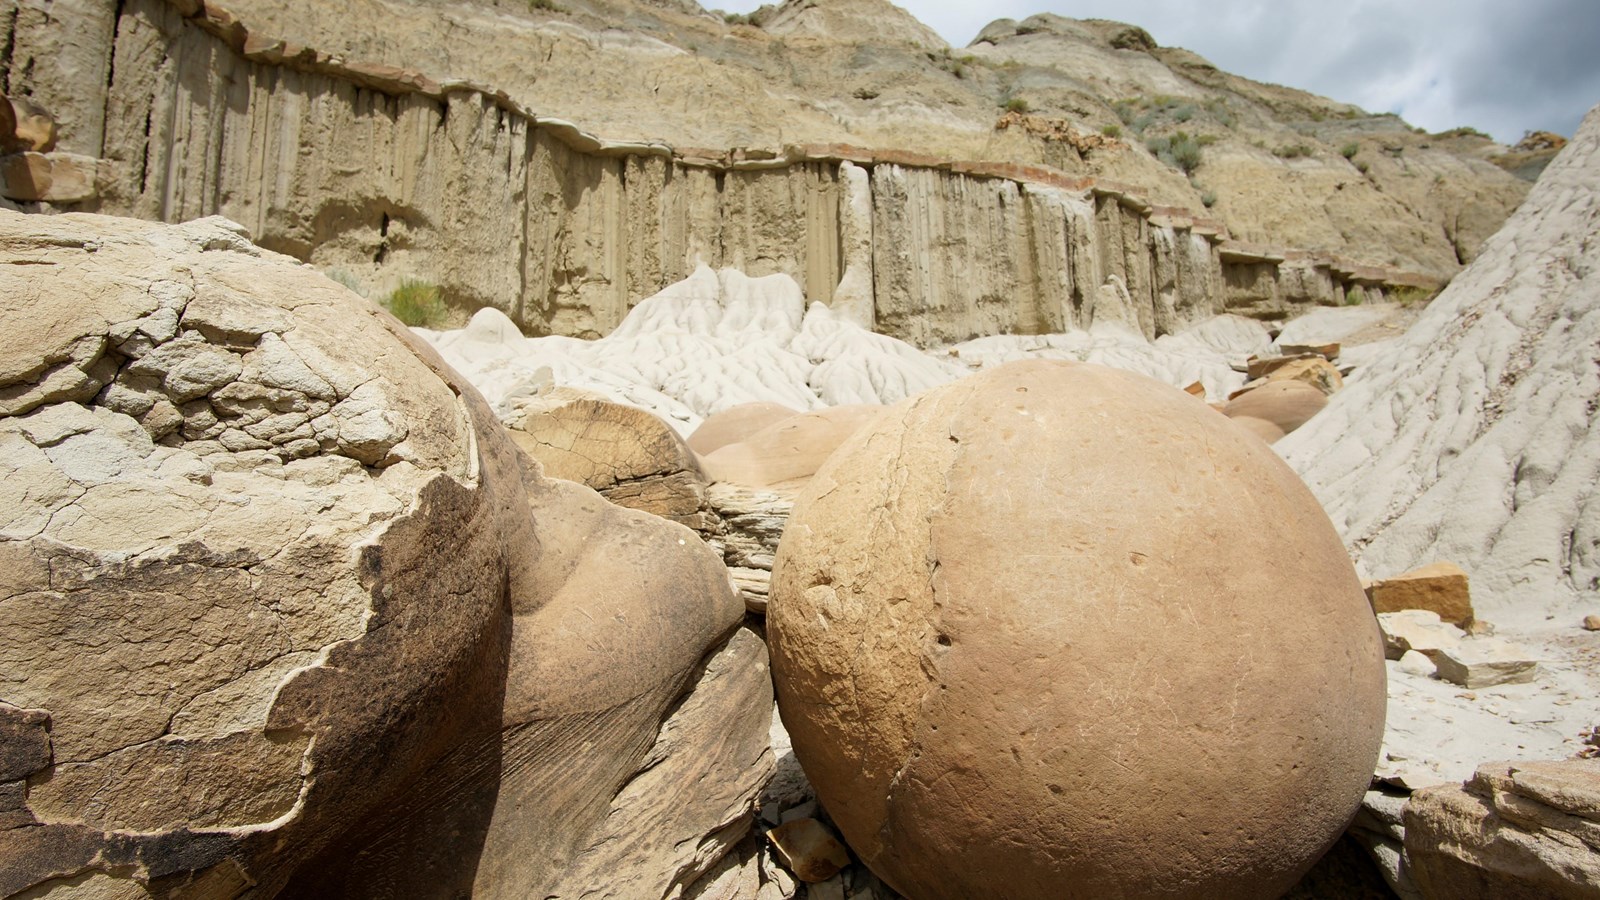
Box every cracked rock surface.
[0,210,765,898]
[768,359,1387,900]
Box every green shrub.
[527,0,564,11]
[1002,97,1030,114]
[1113,100,1137,125]
[1204,98,1235,128]
[384,278,447,327]
[1101,123,1122,138]
[1171,103,1195,123]
[1196,133,1219,146]
[1340,142,1360,159]
[1200,190,1218,208]
[1355,159,1371,174]
[1146,131,1203,175]
[1391,285,1437,307]
[1274,143,1314,159]
[1343,286,1363,306]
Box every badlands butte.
[0,0,1552,340]
[2,0,1599,899]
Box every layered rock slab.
[768,359,1386,899]
[0,210,762,898]
[1405,759,1600,899]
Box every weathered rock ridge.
[7,0,1453,348]
[127,0,1528,276]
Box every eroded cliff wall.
[2,0,1434,345]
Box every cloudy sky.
[715,0,1600,143]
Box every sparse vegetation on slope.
[384,278,447,327]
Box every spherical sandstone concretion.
[768,359,1387,900]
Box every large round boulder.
[768,360,1386,899]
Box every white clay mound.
[1280,104,1600,787]
[424,264,1271,436]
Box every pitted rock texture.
[0,210,763,898]
[768,359,1387,900]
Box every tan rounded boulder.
[1224,379,1329,439]
[700,404,882,488]
[507,389,715,531]
[687,400,802,456]
[768,359,1386,900]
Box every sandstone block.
[1365,562,1474,627]
[1278,342,1341,360]
[508,389,715,531]
[1268,356,1346,395]
[769,360,1386,900]
[0,151,98,203]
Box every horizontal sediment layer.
[4,0,1441,344]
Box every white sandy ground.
[423,240,1597,791]
[422,263,1278,434]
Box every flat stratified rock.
[1378,610,1466,661]
[1424,641,1540,689]
[1405,759,1600,899]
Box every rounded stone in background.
[688,400,803,456]
[768,359,1386,899]
[1224,379,1329,438]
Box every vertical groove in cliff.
[2,0,1408,345]
[0,2,19,94]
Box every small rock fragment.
[1377,609,1465,660]
[808,875,845,900]
[1583,615,1600,631]
[1425,640,1539,688]
[1397,650,1437,678]
[766,818,851,883]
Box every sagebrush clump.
[384,278,448,327]
[1146,131,1203,175]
